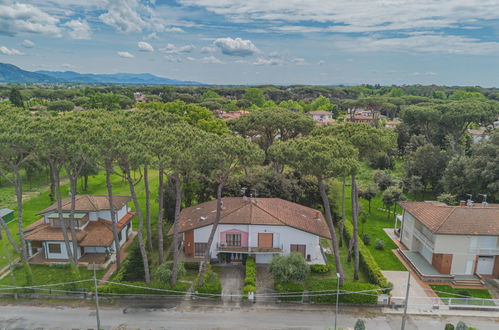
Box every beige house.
[398,201,499,284]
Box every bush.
[243,285,256,296]
[354,319,366,330]
[99,281,189,295]
[456,321,467,330]
[343,221,391,292]
[122,242,148,282]
[306,278,380,304]
[375,239,385,250]
[245,257,257,286]
[310,264,333,274]
[361,234,371,246]
[195,265,221,296]
[275,281,304,302]
[445,324,455,330]
[155,261,186,284]
[184,262,200,271]
[269,253,309,283]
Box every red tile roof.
[37,195,131,215]
[399,201,499,235]
[169,197,331,239]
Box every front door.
[465,260,474,275]
[184,230,194,256]
[258,233,273,248]
[290,244,306,258]
[477,256,494,275]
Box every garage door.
[258,233,273,248]
[477,256,494,275]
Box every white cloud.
[213,37,259,57]
[201,56,223,64]
[201,46,217,54]
[164,55,182,62]
[64,19,91,40]
[164,27,184,32]
[160,43,195,54]
[185,56,195,61]
[21,40,35,48]
[333,34,499,55]
[138,41,154,52]
[117,51,134,58]
[253,57,283,65]
[177,1,499,34]
[414,71,437,76]
[0,2,61,36]
[291,58,307,65]
[0,46,23,55]
[146,32,159,40]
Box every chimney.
[459,200,466,207]
[315,211,321,220]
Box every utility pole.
[93,264,101,330]
[5,244,17,300]
[401,271,411,330]
[334,273,341,330]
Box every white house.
[24,195,135,265]
[170,197,330,264]
[398,201,499,284]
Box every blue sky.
[1,0,499,86]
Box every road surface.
[1,304,498,329]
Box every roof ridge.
[434,205,458,233]
[218,199,252,220]
[252,200,288,226]
[86,195,99,211]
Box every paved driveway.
[220,265,244,305]
[383,270,436,309]
[256,264,276,303]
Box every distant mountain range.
[0,62,202,85]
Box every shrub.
[244,257,257,286]
[375,239,385,250]
[195,265,221,296]
[310,264,333,274]
[155,261,186,284]
[269,253,309,283]
[342,221,391,292]
[456,321,467,330]
[354,319,366,330]
[122,242,148,282]
[445,324,455,330]
[306,278,380,304]
[361,234,371,246]
[275,281,304,302]
[243,285,256,297]
[184,262,200,271]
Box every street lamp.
[334,272,341,330]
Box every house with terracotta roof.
[309,110,334,126]
[170,197,330,264]
[398,201,499,284]
[24,195,135,266]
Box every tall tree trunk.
[157,167,165,265]
[68,176,79,266]
[84,175,88,191]
[351,175,359,281]
[198,181,224,286]
[339,177,346,247]
[171,174,182,286]
[105,165,121,271]
[144,165,153,252]
[0,218,20,254]
[52,164,75,266]
[13,167,28,262]
[48,162,56,203]
[368,199,371,213]
[317,177,344,285]
[125,170,151,283]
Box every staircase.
[452,276,483,287]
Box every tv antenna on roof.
[241,187,248,200]
[466,193,473,207]
[479,194,488,206]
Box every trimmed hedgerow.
[245,257,257,286]
[343,221,391,293]
[305,278,379,304]
[310,264,333,274]
[275,281,305,302]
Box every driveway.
[256,264,276,303]
[382,270,436,309]
[220,265,244,305]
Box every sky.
[1,0,499,86]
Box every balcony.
[216,243,282,253]
[413,228,434,249]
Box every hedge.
[184,262,200,271]
[244,257,257,286]
[310,264,333,274]
[306,278,379,304]
[275,281,305,302]
[98,281,189,295]
[343,221,391,293]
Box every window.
[226,233,241,246]
[290,244,306,258]
[195,243,208,256]
[118,230,123,242]
[48,243,61,254]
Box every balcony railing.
[468,247,499,255]
[216,243,282,253]
[413,228,434,249]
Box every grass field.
[430,284,495,306]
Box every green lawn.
[430,284,495,306]
[320,237,368,283]
[1,169,161,272]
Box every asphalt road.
[1,304,498,330]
